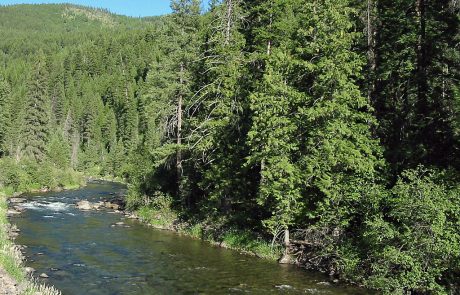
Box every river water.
[9,181,371,295]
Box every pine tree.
[23,52,50,162]
[245,0,303,244]
[247,61,303,236]
[294,0,383,229]
[0,75,11,157]
[170,0,201,205]
[46,129,70,169]
[49,67,66,125]
[373,0,460,174]
[188,0,249,214]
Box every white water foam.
[19,201,70,212]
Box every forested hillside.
[0,1,459,294]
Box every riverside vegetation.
[0,1,459,294]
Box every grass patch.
[137,205,178,229]
[181,223,204,239]
[220,230,282,260]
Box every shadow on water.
[10,181,372,295]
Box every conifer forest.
[0,1,460,294]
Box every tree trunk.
[367,0,377,101]
[177,62,184,205]
[284,228,290,248]
[225,0,233,45]
[278,228,292,264]
[416,0,427,106]
[266,12,272,56]
[71,131,79,169]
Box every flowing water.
[9,181,371,295]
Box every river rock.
[104,202,120,210]
[7,209,22,216]
[76,200,92,210]
[278,254,294,264]
[39,187,50,193]
[25,267,35,274]
[9,225,20,233]
[13,206,25,212]
[115,222,125,226]
[275,285,293,290]
[39,273,49,278]
[9,198,26,204]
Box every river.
[9,181,371,295]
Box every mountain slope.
[0,4,158,59]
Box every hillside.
[0,4,157,58]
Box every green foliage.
[136,192,178,228]
[247,61,303,233]
[364,167,460,294]
[47,130,71,169]
[0,158,83,193]
[374,0,460,173]
[220,230,282,260]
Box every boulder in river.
[278,253,294,264]
[102,196,126,211]
[39,273,49,278]
[93,202,104,210]
[125,213,139,219]
[104,202,120,210]
[75,199,125,211]
[75,200,93,210]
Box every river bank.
[127,198,369,290]
[133,204,283,261]
[0,165,86,295]
[0,190,61,295]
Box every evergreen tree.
[374,0,460,174]
[0,76,11,157]
[23,52,50,162]
[293,0,383,234]
[170,0,201,205]
[190,0,249,215]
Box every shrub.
[364,167,460,294]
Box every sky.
[0,0,210,17]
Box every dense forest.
[0,1,459,294]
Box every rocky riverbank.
[0,266,21,295]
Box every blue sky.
[0,0,211,17]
